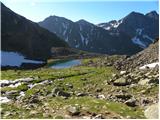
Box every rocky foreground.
[0,53,159,119]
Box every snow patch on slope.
[98,24,111,30]
[85,38,89,45]
[8,82,22,88]
[63,29,67,36]
[0,51,44,67]
[112,20,123,28]
[79,32,85,45]
[143,35,154,42]
[62,22,67,36]
[79,25,82,31]
[136,28,143,35]
[85,33,90,45]
[131,37,146,48]
[75,44,80,48]
[66,36,69,42]
[105,27,111,30]
[98,19,123,30]
[0,97,10,104]
[98,24,105,28]
[139,62,159,70]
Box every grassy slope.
[1,57,147,119]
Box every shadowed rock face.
[1,2,68,60]
[39,16,142,55]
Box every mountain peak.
[128,11,144,17]
[76,19,93,26]
[146,10,158,15]
[108,20,117,24]
[122,11,145,22]
[45,15,61,20]
[41,15,73,23]
[145,11,159,19]
[1,2,11,12]
[77,19,88,23]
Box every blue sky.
[1,0,159,24]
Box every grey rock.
[5,90,19,99]
[112,74,119,79]
[92,114,104,119]
[82,116,92,119]
[140,98,151,106]
[144,103,159,119]
[120,71,127,75]
[106,63,112,66]
[52,87,71,98]
[3,111,13,118]
[52,87,61,94]
[125,98,137,107]
[29,110,38,116]
[97,94,106,99]
[57,91,71,98]
[138,78,150,85]
[76,92,88,97]
[138,78,158,85]
[65,83,73,89]
[5,90,18,95]
[67,106,80,116]
[113,78,129,86]
[28,95,41,104]
[115,93,132,100]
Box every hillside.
[114,39,159,70]
[1,54,159,119]
[1,3,68,60]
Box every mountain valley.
[0,2,159,119]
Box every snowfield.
[0,51,44,67]
[139,62,159,70]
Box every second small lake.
[51,59,81,69]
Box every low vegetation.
[1,56,158,119]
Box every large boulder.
[144,103,159,119]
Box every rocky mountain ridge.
[39,11,159,55]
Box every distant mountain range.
[1,2,68,60]
[1,1,159,60]
[39,11,159,55]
